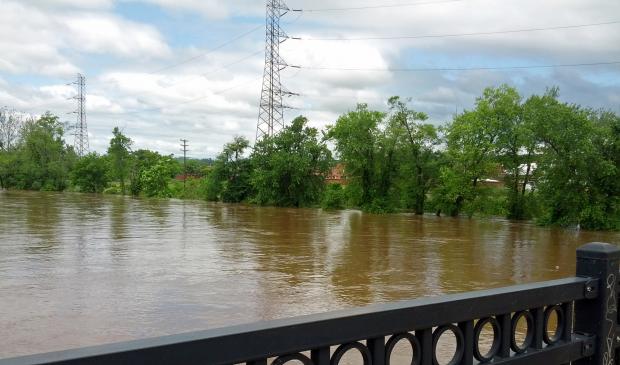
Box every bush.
[321,184,345,210]
[70,153,110,193]
[169,177,208,200]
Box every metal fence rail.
[1,242,618,365]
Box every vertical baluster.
[531,307,544,350]
[558,302,575,365]
[497,313,512,358]
[311,347,330,365]
[562,301,574,342]
[458,320,473,365]
[368,337,385,365]
[415,328,433,365]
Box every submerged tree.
[17,112,76,191]
[387,96,440,214]
[206,136,252,203]
[70,152,110,193]
[252,116,332,207]
[326,104,385,209]
[107,127,132,194]
[436,86,520,217]
[526,89,619,229]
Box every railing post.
[574,242,620,365]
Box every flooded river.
[0,190,618,358]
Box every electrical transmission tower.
[72,73,88,157]
[256,0,298,141]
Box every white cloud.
[27,0,114,9]
[0,0,619,157]
[133,0,264,19]
[0,1,170,77]
[61,14,171,58]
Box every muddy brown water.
[0,190,618,359]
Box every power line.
[298,61,620,72]
[148,24,263,75]
[168,49,263,88]
[291,0,464,12]
[289,20,620,41]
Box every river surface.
[0,190,619,358]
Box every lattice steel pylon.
[256,0,297,141]
[72,73,88,157]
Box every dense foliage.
[251,116,332,207]
[1,84,619,231]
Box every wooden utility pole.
[180,139,189,190]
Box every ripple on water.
[0,191,618,357]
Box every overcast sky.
[1,0,619,158]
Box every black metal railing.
[1,242,619,365]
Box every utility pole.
[72,73,88,157]
[256,0,298,142]
[180,139,189,189]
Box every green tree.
[129,149,162,195]
[70,153,110,193]
[436,86,516,217]
[526,89,619,229]
[17,112,75,191]
[251,116,332,207]
[207,136,252,202]
[321,184,345,210]
[139,156,179,198]
[0,150,18,189]
[387,96,440,214]
[107,127,132,194]
[481,86,533,220]
[326,104,385,209]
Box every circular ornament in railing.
[272,353,314,365]
[473,317,500,362]
[330,342,372,365]
[511,311,534,353]
[543,304,565,345]
[385,332,421,365]
[432,324,464,365]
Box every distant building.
[326,163,347,185]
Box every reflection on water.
[0,190,618,357]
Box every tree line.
[1,85,618,230]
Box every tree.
[107,127,132,194]
[0,108,23,189]
[207,136,252,202]
[436,86,517,217]
[129,149,162,196]
[251,116,332,207]
[526,89,619,229]
[481,86,531,220]
[387,96,440,214]
[326,104,385,209]
[70,153,110,193]
[0,108,23,152]
[17,112,75,191]
[139,156,179,198]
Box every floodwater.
[0,190,618,359]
